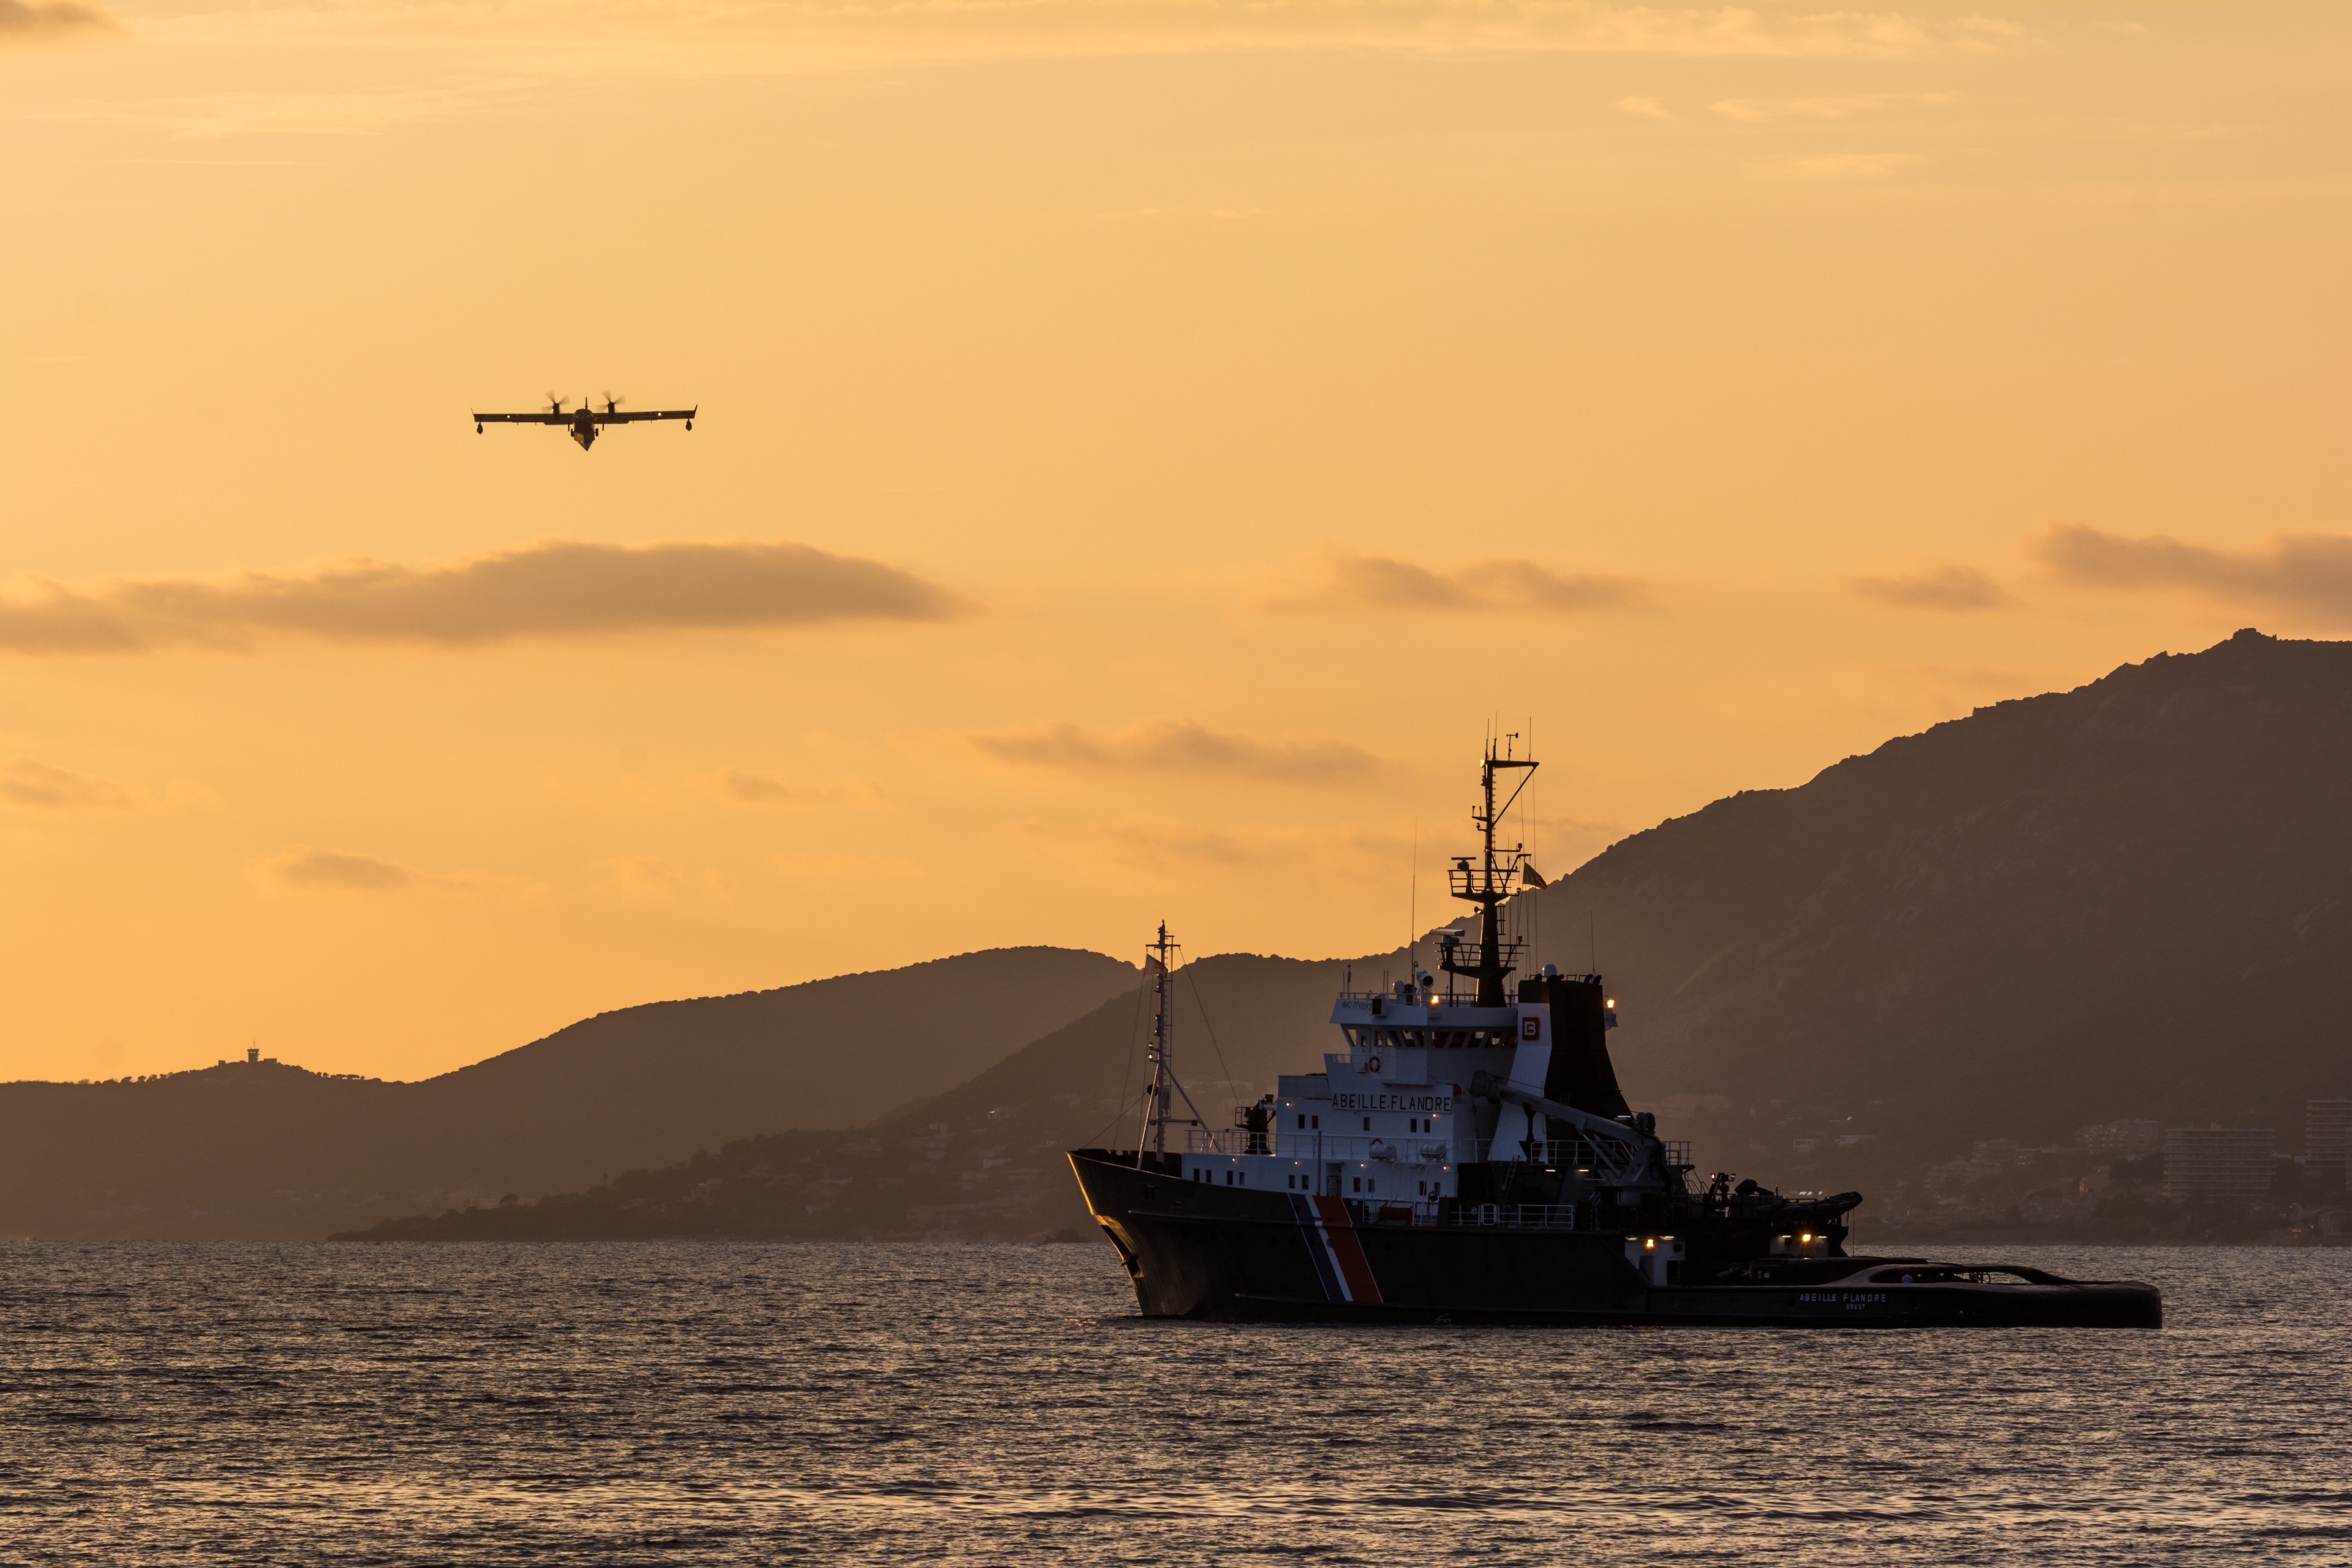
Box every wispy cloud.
[1779,152,1922,179]
[1615,96,1677,120]
[0,538,962,655]
[1268,546,1651,615]
[138,79,531,140]
[721,770,835,805]
[137,0,2024,68]
[0,759,132,810]
[259,848,417,892]
[253,845,533,893]
[0,0,114,44]
[1919,663,2054,697]
[599,855,731,897]
[1712,90,1957,122]
[1850,565,2014,611]
[1106,820,1284,869]
[974,720,1379,784]
[2035,523,2352,625]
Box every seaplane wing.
[473,410,571,424]
[595,407,696,424]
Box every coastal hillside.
[1525,627,2352,1195]
[0,946,1137,1239]
[345,630,2352,1243]
[24,631,2352,1242]
[338,951,1357,1242]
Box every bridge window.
[1362,1118,1371,1132]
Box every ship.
[1067,742,2163,1328]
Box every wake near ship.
[1067,743,2162,1328]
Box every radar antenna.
[1437,736,1539,1007]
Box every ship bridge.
[1330,988,1519,1046]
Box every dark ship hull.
[1071,1152,2162,1329]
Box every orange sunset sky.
[2,0,2345,1083]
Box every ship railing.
[1487,1137,1694,1179]
[1180,1131,1694,1179]
[1185,1129,1462,1165]
[1478,1137,1618,1170]
[1435,939,1521,976]
[1460,1202,1581,1230]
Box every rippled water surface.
[4,1241,2347,1564]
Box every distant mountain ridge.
[1532,627,2352,1189]
[342,629,2352,1243]
[15,630,2352,1241]
[0,947,1137,1239]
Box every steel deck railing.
[1182,1130,1692,1172]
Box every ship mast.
[1440,736,1539,1007]
[1137,922,1180,1163]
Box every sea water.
[3,1240,2346,1564]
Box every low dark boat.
[1068,743,2161,1330]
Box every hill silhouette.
[0,947,1136,1239]
[18,630,2352,1241]
[342,629,2352,1243]
[1528,627,2352,1196]
[336,952,1355,1242]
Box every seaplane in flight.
[473,394,697,451]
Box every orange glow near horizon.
[1,1,2346,1082]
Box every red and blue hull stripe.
[1287,1193,1383,1304]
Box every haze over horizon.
[3,0,2345,1084]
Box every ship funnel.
[1518,971,1632,1119]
